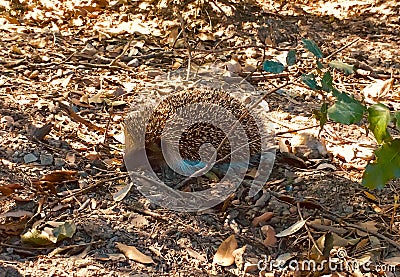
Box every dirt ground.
[0,0,399,276]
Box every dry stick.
[193,44,290,53]
[325,38,360,60]
[60,174,127,200]
[177,82,291,187]
[208,0,228,18]
[297,202,324,256]
[109,39,132,66]
[103,106,113,144]
[176,9,192,81]
[59,101,105,132]
[322,212,400,252]
[275,124,321,136]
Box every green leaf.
[286,50,296,66]
[262,60,285,73]
[321,71,333,92]
[313,103,328,128]
[368,104,392,144]
[302,39,323,58]
[329,60,355,75]
[301,73,319,90]
[362,139,400,189]
[394,112,400,130]
[316,60,324,69]
[328,91,366,124]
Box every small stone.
[54,158,65,167]
[24,153,38,163]
[40,154,53,165]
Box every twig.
[275,124,321,136]
[322,211,400,252]
[176,9,192,81]
[193,44,290,53]
[325,38,360,60]
[109,40,132,66]
[103,106,113,144]
[60,174,127,200]
[297,202,323,256]
[208,0,228,18]
[58,101,105,132]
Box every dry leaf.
[384,256,400,266]
[232,245,246,270]
[0,210,33,218]
[226,55,241,74]
[0,183,23,196]
[363,191,378,202]
[40,170,77,182]
[363,78,393,100]
[116,242,154,264]
[186,248,207,262]
[276,219,306,237]
[356,221,378,236]
[213,234,238,266]
[261,225,277,247]
[252,212,274,226]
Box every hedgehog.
[125,87,263,175]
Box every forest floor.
[0,0,400,276]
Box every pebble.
[54,158,65,167]
[24,153,37,163]
[40,154,53,165]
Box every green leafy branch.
[263,39,399,189]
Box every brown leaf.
[32,123,53,141]
[252,212,274,227]
[384,256,400,266]
[261,225,277,247]
[0,183,23,196]
[0,210,33,218]
[356,221,378,236]
[40,170,77,182]
[116,242,154,264]
[213,234,238,266]
[0,216,28,236]
[186,248,206,262]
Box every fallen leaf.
[40,170,77,182]
[0,183,23,196]
[261,225,277,247]
[316,163,336,171]
[232,245,246,270]
[113,183,133,202]
[213,234,238,266]
[116,242,154,264]
[0,210,33,218]
[186,248,207,262]
[356,221,378,236]
[363,78,393,100]
[363,191,379,202]
[21,228,54,246]
[276,219,307,238]
[226,56,241,74]
[384,256,400,266]
[252,212,274,226]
